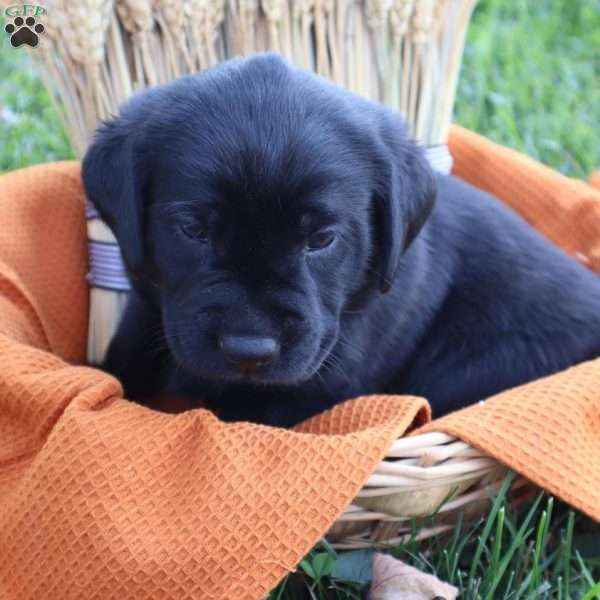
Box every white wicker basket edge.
[329,432,532,548]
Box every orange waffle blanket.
[0,126,599,599]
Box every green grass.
[0,44,72,171]
[269,477,600,599]
[1,0,599,596]
[454,0,600,179]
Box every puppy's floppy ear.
[375,142,437,293]
[81,120,146,274]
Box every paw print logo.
[4,16,45,48]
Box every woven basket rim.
[331,431,521,547]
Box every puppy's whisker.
[312,368,329,389]
[158,329,187,380]
[334,336,368,360]
[144,277,161,290]
[321,352,351,382]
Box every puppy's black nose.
[219,334,280,369]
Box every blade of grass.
[501,569,515,599]
[489,507,505,581]
[529,497,554,595]
[483,492,544,600]
[318,538,338,560]
[582,582,600,600]
[443,512,466,580]
[271,575,289,600]
[564,511,576,598]
[557,576,563,600]
[577,551,598,589]
[449,517,486,579]
[468,472,516,586]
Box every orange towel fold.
[0,126,599,599]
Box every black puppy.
[82,53,600,427]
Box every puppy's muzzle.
[219,333,280,372]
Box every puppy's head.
[83,53,436,385]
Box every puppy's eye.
[307,229,336,251]
[179,222,209,242]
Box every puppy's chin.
[174,360,315,388]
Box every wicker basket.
[31,0,535,550]
[329,433,531,548]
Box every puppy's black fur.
[83,53,600,427]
